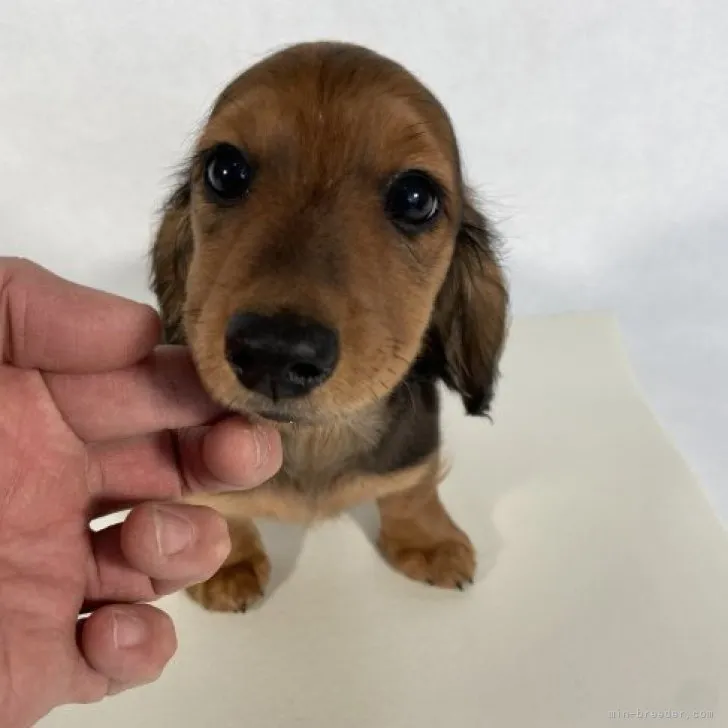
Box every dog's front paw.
[186,552,271,612]
[378,534,476,590]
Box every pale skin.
[0,258,283,728]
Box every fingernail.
[153,506,195,556]
[251,425,273,473]
[112,610,148,649]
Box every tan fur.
[187,519,270,612]
[151,42,509,609]
[184,455,446,609]
[157,43,462,425]
[184,452,440,524]
[378,462,475,588]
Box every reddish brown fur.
[150,41,508,611]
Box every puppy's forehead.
[199,43,459,185]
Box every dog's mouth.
[242,400,320,427]
[253,408,303,425]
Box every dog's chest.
[278,418,383,492]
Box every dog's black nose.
[225,311,339,400]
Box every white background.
[1,0,726,521]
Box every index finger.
[44,347,222,442]
[88,418,283,517]
[0,257,160,372]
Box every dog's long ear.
[149,181,193,344]
[429,190,509,416]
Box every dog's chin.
[215,382,392,428]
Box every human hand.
[0,259,282,727]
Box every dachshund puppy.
[151,41,508,612]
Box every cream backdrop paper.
[38,314,728,728]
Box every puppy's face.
[155,43,507,424]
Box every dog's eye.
[385,171,441,229]
[203,143,253,202]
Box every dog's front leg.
[376,454,476,590]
